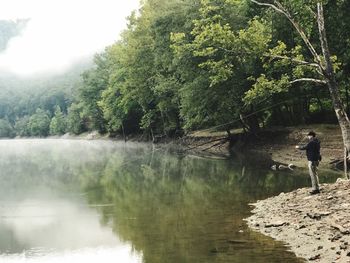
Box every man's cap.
[307,131,316,137]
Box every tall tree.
[250,0,350,178]
[49,106,67,135]
[171,0,270,133]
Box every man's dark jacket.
[300,138,321,161]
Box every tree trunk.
[121,122,127,142]
[327,79,350,179]
[317,3,350,178]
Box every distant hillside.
[0,56,93,95]
[0,56,94,137]
[0,18,95,138]
[0,19,29,51]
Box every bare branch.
[251,0,288,15]
[265,54,319,67]
[306,6,317,19]
[251,0,324,70]
[290,78,327,85]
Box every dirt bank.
[241,125,344,168]
[246,179,350,263]
[183,124,344,168]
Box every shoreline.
[3,127,349,262]
[6,124,346,167]
[245,179,350,263]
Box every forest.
[0,0,349,139]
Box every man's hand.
[295,145,300,149]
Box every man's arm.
[296,143,309,150]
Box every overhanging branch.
[290,78,327,85]
[251,0,324,71]
[265,54,319,67]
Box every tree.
[28,109,51,137]
[67,103,85,135]
[49,106,67,135]
[91,0,199,138]
[171,0,269,133]
[0,119,14,138]
[249,0,350,178]
[14,116,30,137]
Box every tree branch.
[265,54,319,67]
[290,78,327,85]
[251,0,324,70]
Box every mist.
[0,0,140,77]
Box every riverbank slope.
[246,179,350,263]
[184,124,344,168]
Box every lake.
[0,140,339,263]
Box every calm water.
[0,139,339,263]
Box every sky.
[0,0,140,77]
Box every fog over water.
[0,140,144,263]
[0,139,338,262]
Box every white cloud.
[0,0,140,76]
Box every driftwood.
[186,137,228,151]
[201,139,228,151]
[330,158,350,170]
[271,163,296,171]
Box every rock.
[340,244,348,250]
[341,203,350,208]
[307,211,331,220]
[308,254,321,261]
[329,221,350,235]
[296,224,306,230]
[303,196,313,200]
[245,180,350,263]
[265,221,288,228]
[330,234,342,242]
[336,178,346,183]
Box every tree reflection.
[0,140,337,262]
[78,147,316,263]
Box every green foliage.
[0,119,14,138]
[49,106,67,135]
[67,103,85,135]
[0,56,89,138]
[72,0,350,133]
[170,0,270,130]
[1,0,350,137]
[28,109,51,137]
[244,74,291,105]
[76,0,199,136]
[14,116,30,137]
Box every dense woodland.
[0,0,350,139]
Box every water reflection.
[0,140,339,262]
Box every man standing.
[296,131,321,195]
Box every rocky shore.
[246,179,350,263]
